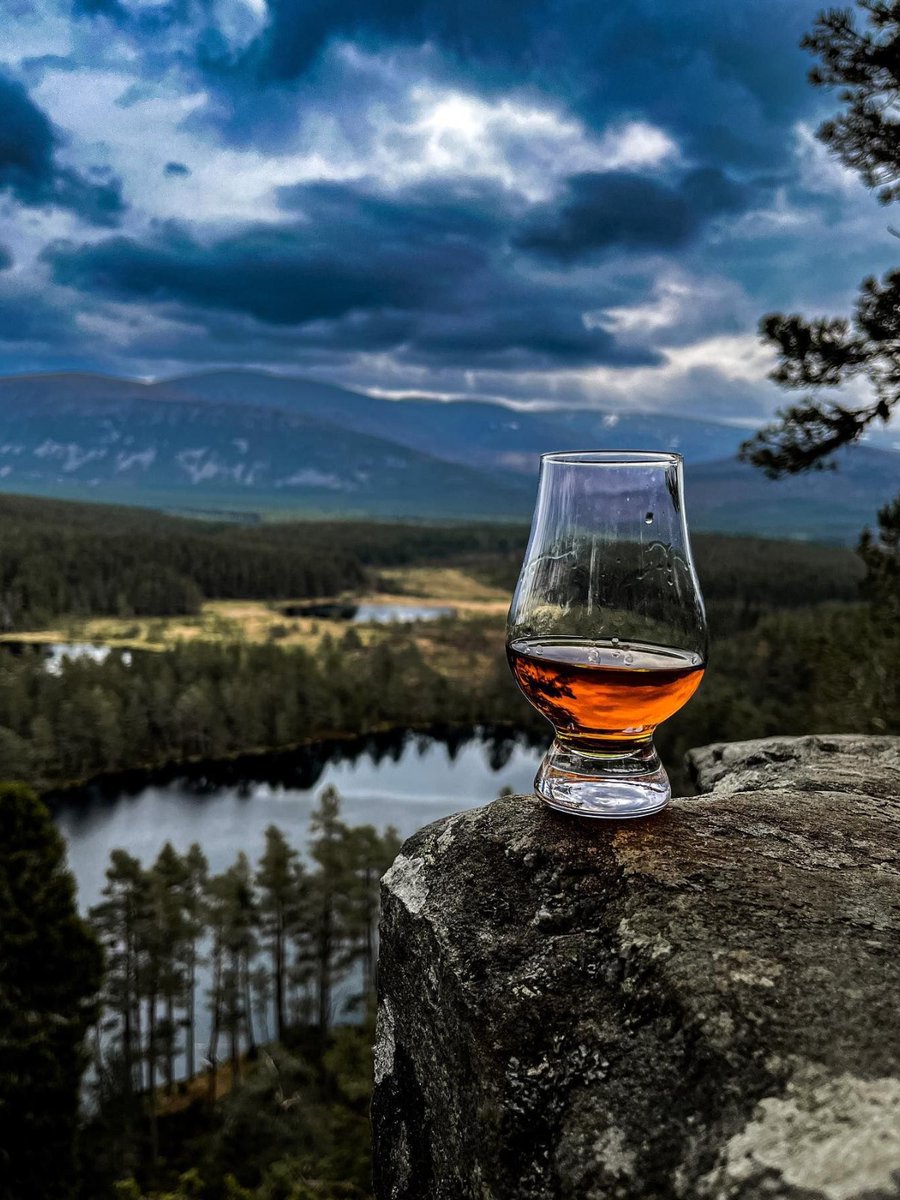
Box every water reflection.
[278,601,456,623]
[51,727,547,912]
[1,641,134,673]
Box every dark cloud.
[42,178,655,370]
[0,245,12,271]
[233,0,536,84]
[44,181,506,326]
[3,0,873,403]
[516,168,753,263]
[680,167,751,218]
[275,177,513,242]
[77,0,536,83]
[271,2,818,176]
[73,0,127,14]
[73,0,186,23]
[518,173,696,261]
[398,305,661,370]
[0,288,71,344]
[20,55,79,77]
[44,224,404,325]
[0,72,126,225]
[71,0,824,177]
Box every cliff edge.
[373,735,900,1200]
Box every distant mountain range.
[0,369,896,540]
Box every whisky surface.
[508,637,704,741]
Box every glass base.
[534,738,670,819]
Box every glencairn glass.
[507,451,707,818]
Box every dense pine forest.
[0,778,398,1200]
[80,789,400,1199]
[0,490,885,797]
[0,491,862,629]
[0,492,898,1200]
[0,494,527,627]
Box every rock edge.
[373,735,900,1200]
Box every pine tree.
[249,963,273,1045]
[297,787,353,1033]
[859,494,900,617]
[204,869,225,1105]
[181,843,208,1082]
[341,824,401,1003]
[255,825,304,1043]
[90,849,149,1095]
[205,854,258,1087]
[148,843,190,1093]
[0,783,102,1200]
[741,1,900,476]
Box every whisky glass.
[507,451,707,819]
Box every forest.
[0,493,526,627]
[81,788,400,1199]
[0,778,398,1200]
[0,495,898,1200]
[0,488,889,797]
[0,490,862,629]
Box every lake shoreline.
[43,718,543,807]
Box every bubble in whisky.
[507,637,705,742]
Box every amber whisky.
[507,637,704,742]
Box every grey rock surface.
[373,735,900,1200]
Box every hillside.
[0,370,896,538]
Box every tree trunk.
[122,934,134,1095]
[133,976,144,1092]
[230,950,241,1083]
[206,945,221,1107]
[165,993,175,1093]
[318,903,332,1034]
[147,993,159,1165]
[274,917,285,1043]
[185,946,195,1082]
[243,956,256,1055]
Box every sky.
[0,0,891,422]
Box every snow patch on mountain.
[34,440,108,472]
[115,448,157,472]
[276,468,354,491]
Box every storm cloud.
[0,72,126,225]
[0,0,889,419]
[517,168,752,262]
[44,177,658,369]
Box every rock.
[372,736,900,1200]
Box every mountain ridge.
[0,369,896,539]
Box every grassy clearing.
[376,565,509,606]
[0,566,509,655]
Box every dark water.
[50,729,546,1062]
[52,728,546,911]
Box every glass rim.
[540,449,683,466]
